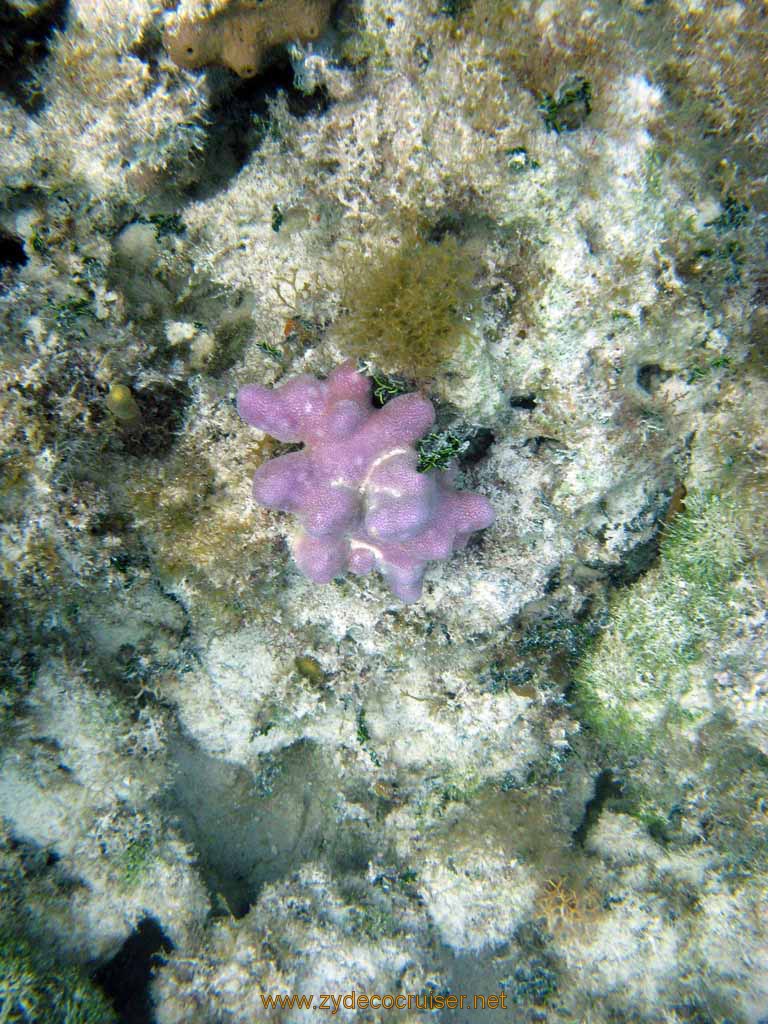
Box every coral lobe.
[237,362,494,601]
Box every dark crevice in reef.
[94,916,173,1024]
[509,393,537,411]
[572,769,624,846]
[164,732,361,918]
[128,17,166,82]
[461,426,496,466]
[636,362,672,394]
[115,380,192,459]
[0,0,70,112]
[6,833,60,873]
[0,228,28,271]
[605,533,661,585]
[521,435,567,456]
[583,475,685,587]
[426,210,466,243]
[183,60,331,202]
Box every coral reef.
[237,361,494,601]
[0,0,766,1021]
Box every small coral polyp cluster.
[237,362,494,601]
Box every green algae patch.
[116,833,155,891]
[572,490,750,758]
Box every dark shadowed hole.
[606,534,662,585]
[0,228,27,270]
[636,362,672,393]
[0,0,69,111]
[509,393,537,411]
[118,381,192,458]
[426,211,465,243]
[572,769,624,846]
[7,833,60,873]
[521,435,566,456]
[185,60,331,201]
[461,427,495,465]
[94,916,172,1024]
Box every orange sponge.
[164,0,333,78]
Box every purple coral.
[237,362,494,602]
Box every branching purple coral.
[237,362,494,602]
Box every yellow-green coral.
[164,0,333,78]
[105,383,141,425]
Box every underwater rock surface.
[0,0,766,1022]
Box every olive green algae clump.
[335,234,479,382]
